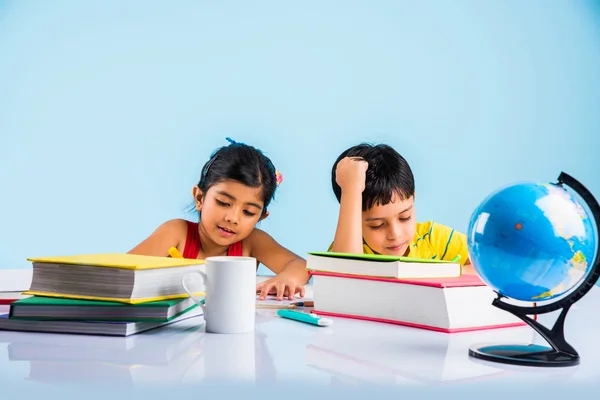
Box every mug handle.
[181,270,207,315]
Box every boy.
[329,143,476,274]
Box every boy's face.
[362,194,417,256]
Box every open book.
[307,251,461,279]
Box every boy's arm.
[330,157,369,254]
[462,260,477,275]
[331,187,364,253]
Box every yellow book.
[24,253,206,304]
[20,291,206,305]
[27,253,205,270]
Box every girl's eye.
[399,216,411,222]
[216,200,229,207]
[243,210,257,217]
[369,224,384,230]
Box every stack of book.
[306,252,526,333]
[0,253,207,336]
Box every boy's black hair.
[331,143,415,211]
[197,141,277,215]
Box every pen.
[294,300,314,307]
[277,309,333,327]
[256,303,296,309]
[451,255,461,262]
[255,300,314,309]
[169,247,184,259]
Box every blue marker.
[277,309,333,327]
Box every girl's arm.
[127,219,185,257]
[247,229,310,300]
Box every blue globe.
[467,181,597,302]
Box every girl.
[128,138,309,300]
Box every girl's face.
[194,180,267,247]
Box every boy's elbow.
[330,242,363,254]
[330,243,342,253]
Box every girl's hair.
[197,138,279,215]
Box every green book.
[9,296,199,322]
[306,251,462,279]
[308,251,457,263]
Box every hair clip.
[200,154,218,180]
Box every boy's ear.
[192,186,204,212]
[259,210,270,221]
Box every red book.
[0,292,30,305]
[309,271,527,333]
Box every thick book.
[0,303,203,336]
[310,271,526,333]
[307,251,461,279]
[9,296,198,322]
[23,253,206,304]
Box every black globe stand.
[469,172,600,367]
[469,297,579,367]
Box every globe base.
[468,343,579,367]
[468,296,580,367]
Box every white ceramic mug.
[182,256,256,334]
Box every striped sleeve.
[428,223,469,265]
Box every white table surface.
[0,276,598,398]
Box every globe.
[467,181,597,303]
[467,173,600,368]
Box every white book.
[311,271,527,333]
[0,305,203,337]
[0,269,33,291]
[307,251,461,279]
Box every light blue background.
[1,1,599,274]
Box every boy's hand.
[335,157,368,193]
[256,268,308,301]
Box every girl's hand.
[256,268,308,301]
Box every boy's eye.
[368,224,384,230]
[216,199,229,207]
[243,210,256,217]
